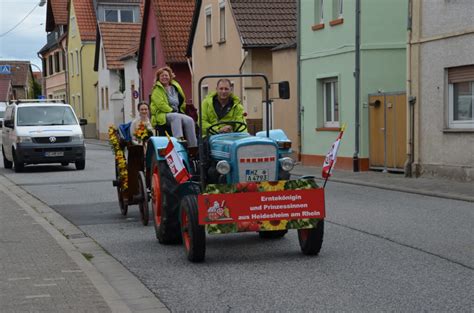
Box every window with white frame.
[104,8,135,23]
[75,50,80,76]
[70,16,77,37]
[219,0,226,42]
[205,5,212,46]
[332,0,343,20]
[315,0,324,24]
[322,78,339,127]
[70,52,75,76]
[448,65,474,128]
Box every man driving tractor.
[201,79,248,135]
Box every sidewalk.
[291,164,474,203]
[0,175,169,313]
[86,138,473,202]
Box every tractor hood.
[208,133,277,161]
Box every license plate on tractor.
[245,169,268,182]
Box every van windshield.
[17,106,78,126]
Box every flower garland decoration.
[133,121,152,144]
[108,125,128,190]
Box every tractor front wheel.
[298,220,324,256]
[180,194,205,262]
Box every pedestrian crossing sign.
[0,65,11,74]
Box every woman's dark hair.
[137,101,149,111]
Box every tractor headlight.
[279,157,295,172]
[17,136,32,143]
[277,141,292,149]
[216,160,231,175]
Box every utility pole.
[353,0,361,172]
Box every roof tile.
[0,61,30,87]
[230,0,296,48]
[73,0,97,41]
[51,0,68,25]
[152,0,195,63]
[99,22,142,69]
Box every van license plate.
[45,151,64,157]
[245,169,269,182]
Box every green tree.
[29,78,42,99]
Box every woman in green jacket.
[150,66,197,147]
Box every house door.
[243,88,263,135]
[369,92,407,171]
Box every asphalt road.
[1,142,473,312]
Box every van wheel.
[2,147,12,169]
[75,159,85,170]
[13,150,23,173]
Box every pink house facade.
[138,0,195,105]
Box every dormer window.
[105,9,133,22]
[99,5,139,23]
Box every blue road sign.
[0,65,11,74]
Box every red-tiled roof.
[99,22,142,69]
[152,0,195,63]
[73,0,97,41]
[230,0,296,48]
[0,61,30,87]
[51,0,68,25]
[0,78,12,102]
[119,44,139,61]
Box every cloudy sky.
[0,0,47,71]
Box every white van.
[1,100,87,172]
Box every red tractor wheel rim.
[152,169,162,225]
[299,229,309,241]
[181,209,191,251]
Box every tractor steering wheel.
[207,121,247,135]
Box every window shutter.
[448,65,474,83]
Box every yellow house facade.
[67,0,98,138]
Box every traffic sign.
[0,65,11,74]
[132,90,139,99]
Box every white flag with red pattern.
[163,137,190,184]
[322,124,346,179]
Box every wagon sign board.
[197,180,325,234]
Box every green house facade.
[299,0,407,170]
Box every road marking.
[8,277,31,281]
[34,283,57,287]
[43,277,65,281]
[25,294,51,299]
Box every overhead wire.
[0,3,40,38]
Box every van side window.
[4,107,13,127]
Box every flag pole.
[322,123,346,189]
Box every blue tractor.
[145,74,325,262]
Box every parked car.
[1,99,87,172]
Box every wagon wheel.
[151,157,181,244]
[115,163,128,216]
[298,219,324,255]
[180,194,205,262]
[137,171,149,226]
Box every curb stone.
[0,174,170,313]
